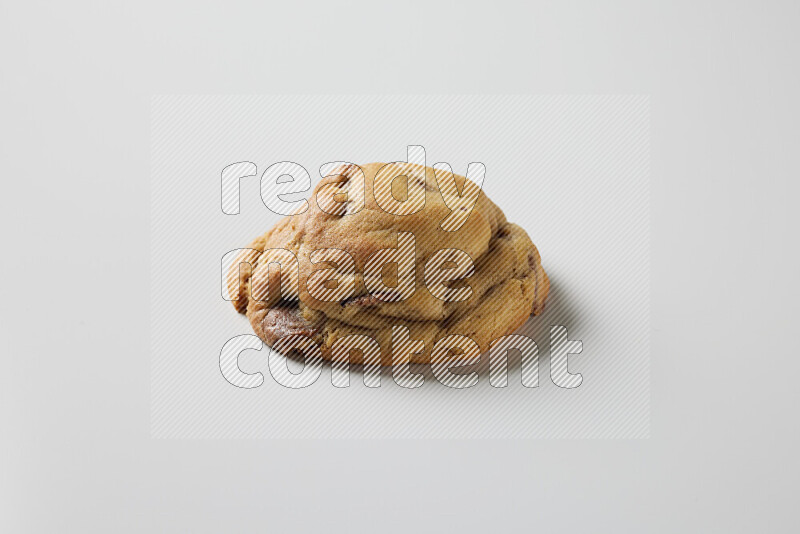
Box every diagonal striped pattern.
[489,334,539,388]
[150,95,650,439]
[259,161,310,216]
[390,326,425,388]
[434,162,486,231]
[424,248,475,302]
[219,334,265,389]
[315,162,366,216]
[430,334,481,388]
[250,249,300,303]
[306,248,357,303]
[221,161,257,215]
[372,146,427,216]
[268,335,323,389]
[549,325,584,388]
[331,334,382,388]
[362,231,416,302]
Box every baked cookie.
[228,162,549,364]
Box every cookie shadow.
[288,273,583,385]
[468,273,583,380]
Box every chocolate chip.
[527,252,537,270]
[340,294,380,308]
[262,306,318,340]
[414,177,431,190]
[339,291,401,307]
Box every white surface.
[2,1,799,532]
[150,95,650,439]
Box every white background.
[151,95,650,439]
[2,1,799,532]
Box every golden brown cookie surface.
[229,162,549,364]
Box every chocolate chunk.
[261,306,318,343]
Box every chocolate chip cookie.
[228,162,549,364]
